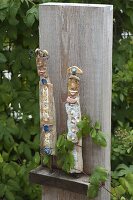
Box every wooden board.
[38,3,113,200]
[30,166,89,194]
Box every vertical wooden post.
[39,3,113,200]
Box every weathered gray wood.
[30,166,89,194]
[39,3,113,200]
[42,186,89,200]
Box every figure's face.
[36,57,48,77]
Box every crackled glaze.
[35,48,57,156]
[65,66,83,173]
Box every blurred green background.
[0,0,132,199]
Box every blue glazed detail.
[41,78,47,85]
[43,125,49,132]
[43,147,51,155]
[72,67,77,75]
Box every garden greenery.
[55,116,108,199]
[56,116,107,174]
[0,0,132,199]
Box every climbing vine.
[87,166,109,199]
[43,115,108,199]
[77,116,107,147]
[55,116,107,174]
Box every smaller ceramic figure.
[65,66,83,173]
[35,48,57,158]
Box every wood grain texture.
[30,166,89,194]
[42,186,89,200]
[39,3,113,199]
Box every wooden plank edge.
[29,166,89,195]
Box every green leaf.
[3,163,16,178]
[9,0,21,18]
[24,5,38,27]
[120,173,133,195]
[0,153,3,163]
[2,151,9,161]
[77,116,90,137]
[0,53,7,63]
[94,121,101,130]
[56,135,65,148]
[0,0,9,10]
[7,179,20,191]
[24,13,35,27]
[0,9,8,21]
[93,131,107,147]
[114,185,126,197]
[87,166,108,199]
[90,166,108,184]
[120,94,124,102]
[116,164,129,171]
[87,184,99,199]
[8,16,19,25]
[120,197,126,200]
[23,143,32,160]
[0,183,5,197]
[43,154,51,167]
[90,129,96,138]
[34,152,40,164]
[5,190,15,200]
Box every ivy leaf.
[8,0,21,25]
[77,116,90,137]
[119,173,133,195]
[7,179,20,191]
[87,166,108,199]
[34,152,40,165]
[94,121,101,130]
[0,0,9,9]
[93,131,107,147]
[90,166,108,185]
[43,154,51,168]
[56,135,65,148]
[90,129,96,138]
[24,5,38,27]
[0,9,8,21]
[114,185,126,197]
[87,184,99,199]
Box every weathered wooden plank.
[42,186,88,200]
[38,3,113,200]
[30,166,89,194]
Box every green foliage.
[0,0,42,199]
[111,164,133,200]
[112,127,133,168]
[77,116,107,147]
[42,154,52,169]
[112,38,133,128]
[87,166,108,199]
[0,160,41,200]
[55,117,106,174]
[56,134,74,173]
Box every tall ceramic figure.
[65,66,83,173]
[35,48,57,161]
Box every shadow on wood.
[29,166,89,195]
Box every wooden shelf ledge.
[29,166,89,195]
